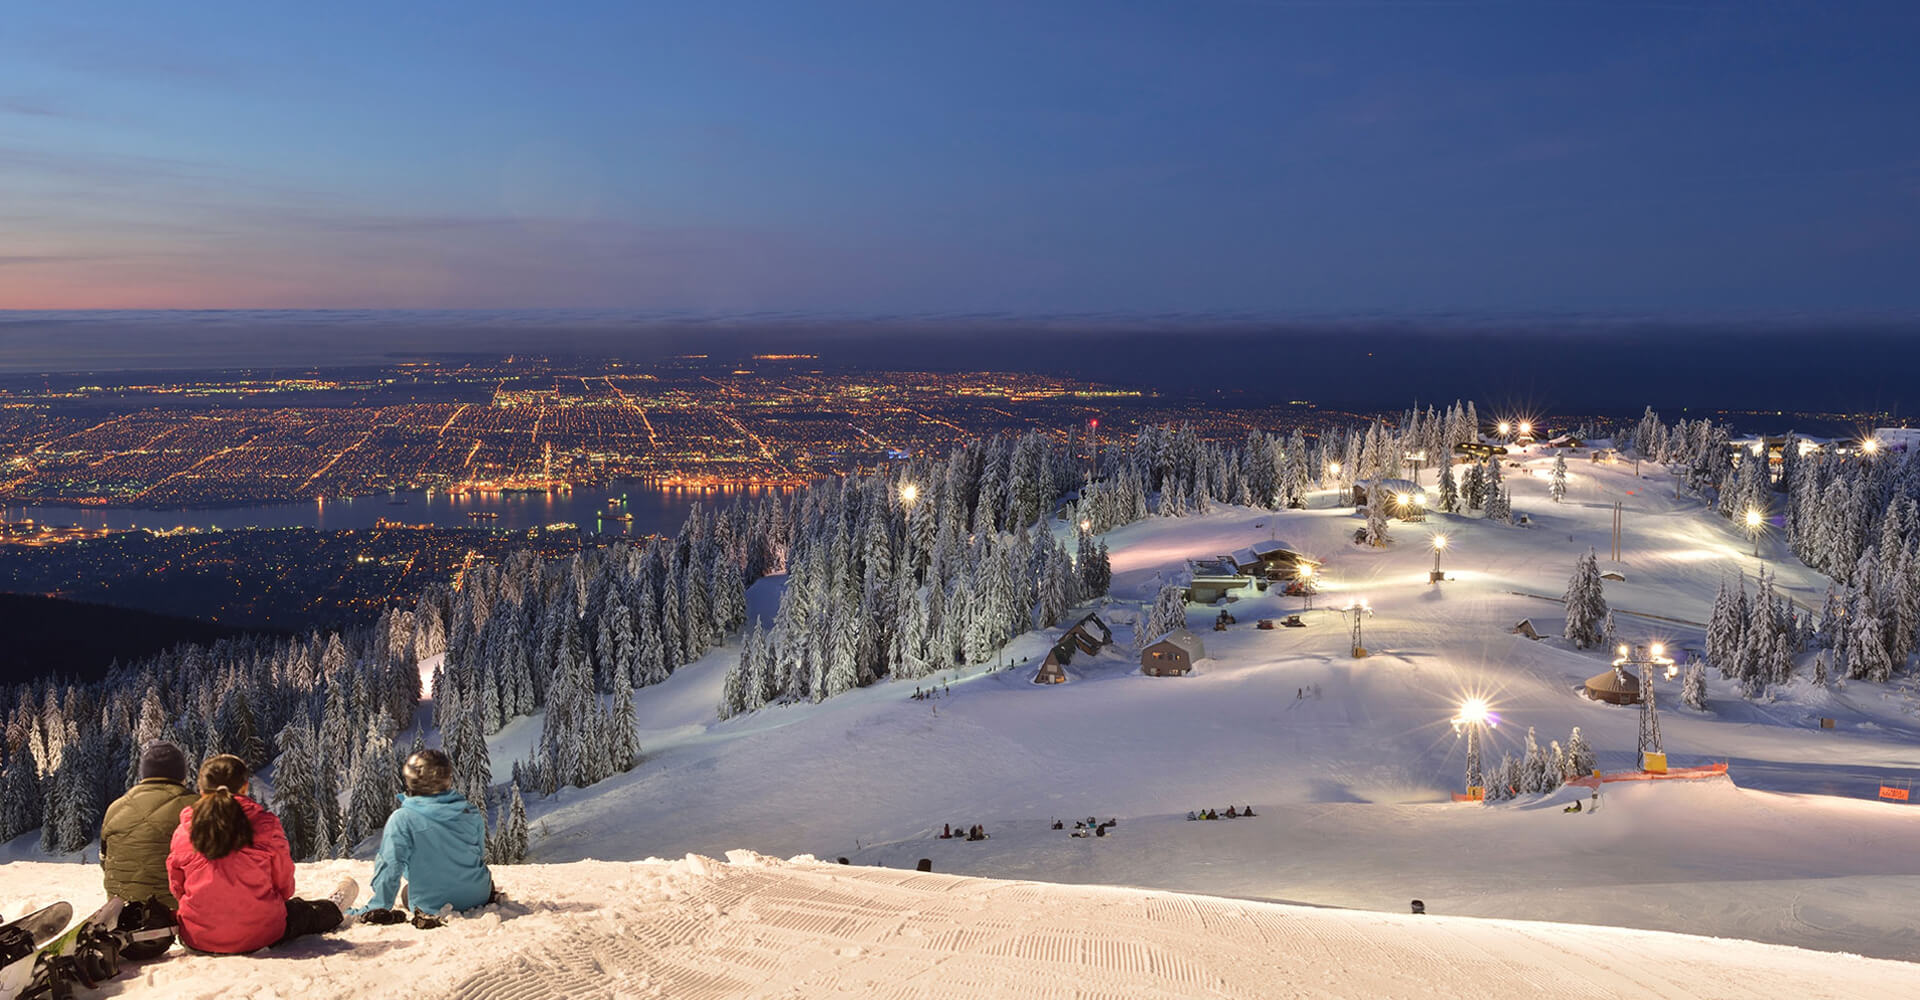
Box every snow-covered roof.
[1871,427,1920,453]
[1187,557,1247,581]
[1147,628,1204,659]
[1584,668,1640,695]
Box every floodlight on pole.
[900,482,919,506]
[1744,507,1762,557]
[1451,697,1496,797]
[1862,438,1880,456]
[1612,641,1675,771]
[1430,533,1448,583]
[1343,599,1372,658]
[1496,421,1511,441]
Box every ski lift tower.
[1343,598,1372,658]
[1614,641,1676,772]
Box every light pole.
[1343,598,1372,658]
[1430,534,1448,583]
[1613,641,1676,771]
[1496,421,1511,444]
[1744,508,1762,558]
[1452,698,1495,798]
[1518,421,1532,442]
[1296,564,1316,610]
[1405,449,1426,485]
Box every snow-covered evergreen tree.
[1548,454,1568,503]
[1564,726,1596,777]
[1561,549,1609,649]
[1682,661,1708,710]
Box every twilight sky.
[2,1,1917,313]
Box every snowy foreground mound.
[1,853,1900,1000]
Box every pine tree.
[1565,727,1596,777]
[503,782,529,863]
[1548,454,1568,503]
[1362,498,1391,547]
[271,716,323,860]
[1561,549,1609,649]
[344,718,397,853]
[1437,464,1459,514]
[1682,661,1708,710]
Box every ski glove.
[360,908,409,926]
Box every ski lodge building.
[1583,667,1642,705]
[1141,629,1205,677]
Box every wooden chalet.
[1033,613,1114,684]
[1141,628,1205,677]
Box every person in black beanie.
[99,741,197,957]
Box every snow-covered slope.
[0,853,1903,1000]
[6,449,1918,997]
[507,451,1920,963]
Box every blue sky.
[2,1,1917,312]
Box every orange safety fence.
[1565,762,1729,789]
[1879,786,1910,802]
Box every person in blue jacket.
[353,749,495,926]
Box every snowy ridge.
[1,853,1904,1000]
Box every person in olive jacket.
[101,742,198,909]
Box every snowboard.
[0,904,73,1000]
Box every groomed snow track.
[425,853,1894,1000]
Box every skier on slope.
[166,754,355,953]
[351,750,496,927]
[99,741,198,958]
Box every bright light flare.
[899,482,919,504]
[1518,421,1532,435]
[1650,642,1665,658]
[1862,438,1880,454]
[1497,421,1511,435]
[1745,509,1762,529]
[1456,698,1491,726]
[1431,534,1448,550]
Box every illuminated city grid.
[0,359,1346,508]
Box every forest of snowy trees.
[1627,407,1920,695]
[0,398,1545,852]
[8,399,1911,854]
[0,495,790,859]
[721,401,1522,716]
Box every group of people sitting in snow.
[910,682,951,701]
[938,823,989,841]
[1186,806,1256,821]
[98,741,500,958]
[1051,816,1117,838]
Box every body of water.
[2,482,777,537]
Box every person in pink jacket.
[166,754,355,953]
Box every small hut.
[1142,629,1205,677]
[1584,667,1642,705]
[1033,642,1071,685]
[1510,619,1543,640]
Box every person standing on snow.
[166,754,354,953]
[351,749,496,926]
